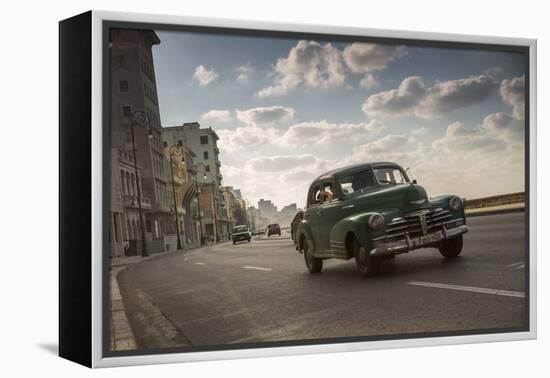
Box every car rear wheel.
[439,235,463,258]
[233,241,236,245]
[353,237,381,277]
[303,236,322,274]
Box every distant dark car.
[266,223,281,237]
[290,211,304,245]
[232,225,251,244]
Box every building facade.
[110,29,175,255]
[162,123,228,242]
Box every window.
[119,80,128,92]
[122,106,132,117]
[373,167,409,185]
[309,186,321,206]
[203,151,209,159]
[320,182,335,202]
[177,140,183,146]
[200,135,208,145]
[341,169,377,195]
[163,141,168,148]
[205,165,211,172]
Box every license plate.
[414,231,443,246]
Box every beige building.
[162,123,228,242]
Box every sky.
[153,30,526,210]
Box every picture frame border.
[90,10,537,368]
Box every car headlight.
[449,196,463,211]
[368,213,385,231]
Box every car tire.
[353,237,381,277]
[233,241,236,245]
[439,235,463,258]
[248,239,251,243]
[303,236,322,274]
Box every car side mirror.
[412,179,417,184]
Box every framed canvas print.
[59,10,537,368]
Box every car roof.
[233,224,248,228]
[311,161,401,186]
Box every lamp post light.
[129,110,152,258]
[167,144,184,250]
[192,164,208,245]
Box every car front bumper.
[369,224,469,257]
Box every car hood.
[346,183,430,215]
[232,231,250,236]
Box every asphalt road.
[117,212,527,350]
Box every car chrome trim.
[370,225,469,257]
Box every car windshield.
[340,169,377,195]
[232,226,248,233]
[373,167,409,185]
[268,224,279,229]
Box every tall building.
[258,199,278,221]
[110,29,172,254]
[162,122,228,242]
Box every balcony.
[123,194,152,209]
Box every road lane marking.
[512,263,525,271]
[194,262,206,266]
[508,262,524,268]
[242,265,272,271]
[407,281,524,298]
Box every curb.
[110,267,137,351]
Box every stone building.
[110,148,152,257]
[110,29,172,254]
[162,122,228,242]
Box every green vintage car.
[296,162,468,276]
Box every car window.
[373,167,409,185]
[232,226,248,233]
[309,186,321,206]
[320,182,336,203]
[341,169,377,195]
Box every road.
[117,212,527,350]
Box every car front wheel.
[303,236,322,274]
[439,235,463,258]
[353,237,381,277]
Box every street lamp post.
[192,164,207,245]
[129,110,151,257]
[167,144,184,250]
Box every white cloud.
[217,126,279,152]
[236,64,254,81]
[235,106,295,126]
[362,76,427,117]
[247,154,319,172]
[352,134,411,156]
[499,75,525,120]
[359,74,380,89]
[343,43,406,73]
[432,121,497,152]
[256,40,346,97]
[483,112,524,143]
[411,127,428,136]
[193,65,218,86]
[362,74,498,119]
[279,120,384,146]
[201,109,233,122]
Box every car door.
[315,180,345,255]
[304,185,322,251]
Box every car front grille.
[374,208,454,243]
